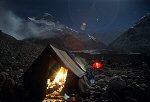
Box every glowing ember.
[46,67,68,97]
[93,61,103,69]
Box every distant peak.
[28,13,57,23]
[134,13,150,28]
[44,13,52,16]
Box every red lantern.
[93,61,103,69]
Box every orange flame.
[46,67,68,96]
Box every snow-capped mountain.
[109,13,150,54]
[28,13,66,31]
[0,11,78,40]
[23,13,106,50]
[0,12,106,50]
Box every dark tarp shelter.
[22,44,85,101]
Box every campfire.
[46,67,68,98]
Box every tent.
[23,44,86,100]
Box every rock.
[92,91,105,97]
[0,72,8,87]
[94,86,105,92]
[0,72,7,81]
[96,75,105,79]
[12,66,19,70]
[121,75,128,80]
[105,71,113,77]
[1,78,16,101]
[5,69,10,72]
[140,83,149,88]
[120,86,134,98]
[106,76,126,97]
[19,69,24,73]
[0,63,3,68]
[95,79,106,88]
[122,97,138,102]
[109,76,120,83]
[126,79,133,85]
[131,82,145,91]
[102,86,107,91]
[66,94,82,102]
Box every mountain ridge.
[109,13,150,54]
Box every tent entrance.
[23,45,86,101]
[45,67,68,100]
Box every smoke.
[0,9,24,39]
[0,9,59,40]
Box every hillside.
[0,31,44,73]
[109,13,150,55]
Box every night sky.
[0,0,150,32]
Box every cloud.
[0,9,24,39]
[0,9,60,40]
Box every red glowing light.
[93,62,103,69]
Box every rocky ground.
[0,64,150,102]
[84,66,150,102]
[0,31,150,102]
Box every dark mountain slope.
[0,31,43,72]
[109,13,150,54]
